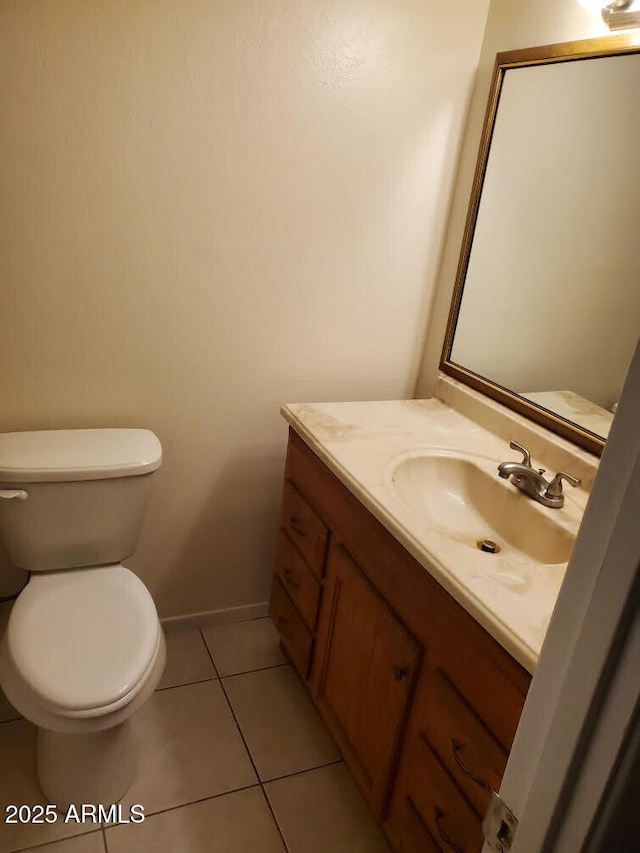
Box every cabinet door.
[314,542,420,818]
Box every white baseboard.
[160,601,269,632]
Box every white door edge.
[482,340,640,853]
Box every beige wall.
[415,0,616,397]
[0,0,489,615]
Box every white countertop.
[281,396,593,674]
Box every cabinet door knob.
[434,807,463,853]
[451,738,491,791]
[290,516,307,537]
[283,567,300,590]
[392,665,409,681]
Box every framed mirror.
[440,35,640,456]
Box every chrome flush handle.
[0,490,28,501]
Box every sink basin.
[388,451,574,565]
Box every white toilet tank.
[0,429,162,571]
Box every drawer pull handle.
[289,516,307,537]
[283,567,300,590]
[392,665,409,681]
[434,807,463,853]
[451,738,491,792]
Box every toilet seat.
[6,564,160,717]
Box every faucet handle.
[509,441,532,468]
[546,471,581,498]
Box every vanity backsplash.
[436,375,599,491]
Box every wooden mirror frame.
[440,34,639,457]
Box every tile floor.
[0,616,391,853]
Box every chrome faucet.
[497,441,581,508]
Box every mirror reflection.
[446,47,640,444]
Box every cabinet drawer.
[273,530,322,631]
[269,576,313,679]
[393,796,442,853]
[406,739,484,853]
[431,611,529,753]
[421,670,507,818]
[280,480,328,577]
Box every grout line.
[218,662,290,680]
[196,626,345,847]
[9,827,102,853]
[108,623,337,848]
[196,626,288,681]
[155,674,219,692]
[143,660,291,694]
[218,679,291,853]
[101,822,108,852]
[95,758,344,844]
[196,629,220,678]
[199,633,261,780]
[261,758,344,786]
[0,715,22,725]
[199,631,291,853]
[257,786,291,853]
[102,783,261,829]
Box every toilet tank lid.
[0,429,162,482]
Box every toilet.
[0,428,166,808]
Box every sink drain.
[477,539,500,554]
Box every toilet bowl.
[0,428,165,808]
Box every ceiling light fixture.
[579,0,640,29]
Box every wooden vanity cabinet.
[270,429,531,851]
